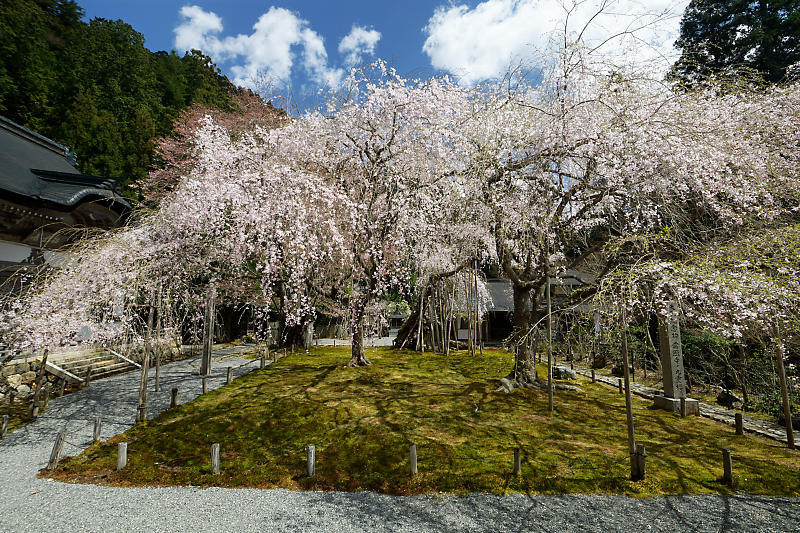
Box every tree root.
[346,355,372,367]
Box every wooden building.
[0,115,130,295]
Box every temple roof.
[0,115,129,210]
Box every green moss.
[50,347,800,496]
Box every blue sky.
[79,0,688,102]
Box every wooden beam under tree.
[775,339,796,450]
[621,304,642,480]
[201,285,216,376]
[136,299,155,424]
[29,349,50,419]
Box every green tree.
[671,0,800,85]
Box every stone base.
[653,395,699,415]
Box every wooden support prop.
[621,305,639,482]
[47,431,65,470]
[634,444,647,481]
[618,378,623,394]
[680,397,687,417]
[42,388,50,409]
[307,445,316,477]
[201,286,216,376]
[722,449,732,485]
[260,353,266,369]
[202,377,208,394]
[735,413,744,435]
[226,367,233,385]
[170,388,179,408]
[117,442,128,470]
[775,341,796,449]
[211,443,221,474]
[410,443,418,476]
[84,364,93,388]
[546,270,553,414]
[513,447,521,475]
[2,414,8,438]
[591,369,595,383]
[30,349,50,419]
[93,417,102,444]
[56,380,66,398]
[136,301,154,425]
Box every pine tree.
[671,0,800,85]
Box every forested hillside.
[0,0,253,196]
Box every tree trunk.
[348,299,371,367]
[506,284,543,389]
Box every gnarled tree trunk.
[347,300,371,367]
[505,284,543,390]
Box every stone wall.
[0,360,56,403]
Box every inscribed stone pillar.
[658,304,686,399]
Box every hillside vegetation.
[0,0,252,193]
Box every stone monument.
[653,303,699,415]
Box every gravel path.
[1,349,799,533]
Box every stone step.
[55,351,116,367]
[90,364,137,381]
[64,360,130,376]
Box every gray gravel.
[2,349,799,533]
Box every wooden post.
[42,387,50,409]
[117,442,127,470]
[201,285,216,376]
[635,443,646,481]
[680,397,687,417]
[260,352,266,369]
[307,445,315,477]
[56,380,66,397]
[47,431,65,470]
[735,413,744,435]
[93,417,101,444]
[154,288,163,393]
[410,443,418,476]
[621,306,639,482]
[202,377,207,394]
[513,447,521,475]
[722,449,732,485]
[2,414,8,438]
[591,369,595,383]
[211,443,220,474]
[154,348,161,393]
[136,301,155,425]
[226,367,233,385]
[618,378,623,394]
[83,364,93,388]
[546,270,553,414]
[775,341,796,449]
[30,349,50,419]
[170,387,178,409]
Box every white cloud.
[174,5,343,88]
[422,0,689,85]
[338,25,382,66]
[174,5,223,53]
